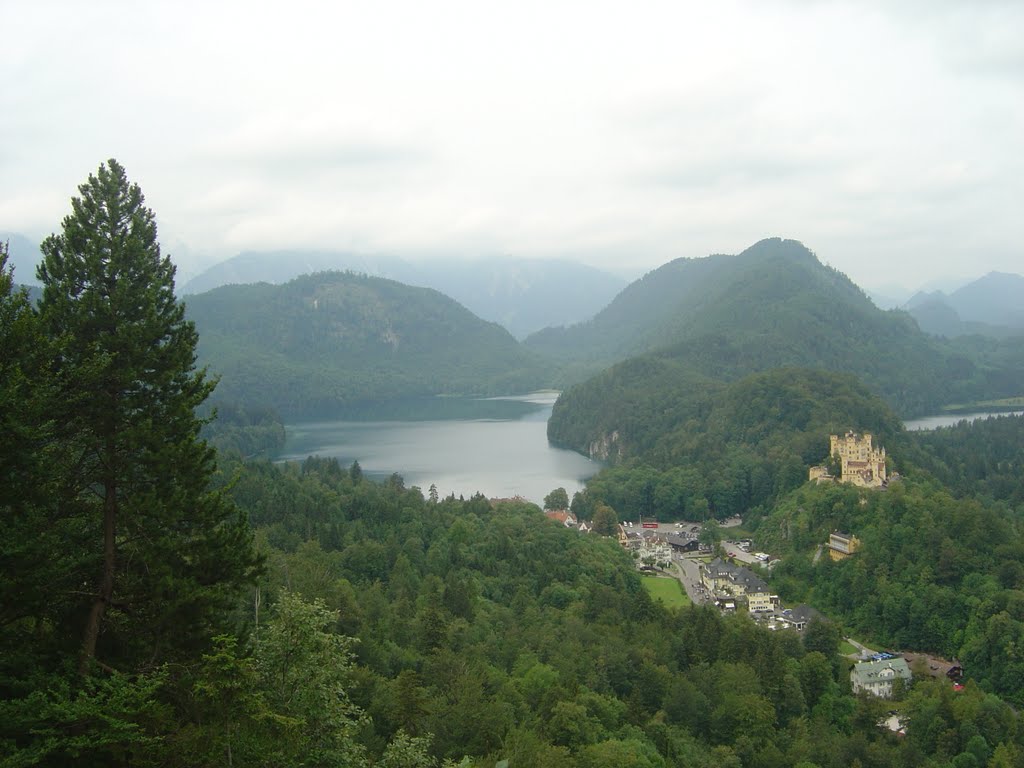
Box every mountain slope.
[534,238,977,411]
[523,251,730,363]
[181,250,625,338]
[186,272,546,418]
[545,239,1024,462]
[526,238,875,367]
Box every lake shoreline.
[279,392,598,505]
[904,410,1024,431]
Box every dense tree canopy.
[560,368,903,521]
[544,487,570,511]
[206,456,1024,767]
[753,426,1024,704]
[186,273,548,419]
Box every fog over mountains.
[180,250,626,339]
[904,272,1024,338]
[5,227,1023,346]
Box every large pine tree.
[36,160,258,675]
[0,242,68,677]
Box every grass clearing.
[940,397,1024,412]
[839,639,859,656]
[641,575,690,608]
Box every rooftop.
[851,658,912,686]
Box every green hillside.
[186,272,547,418]
[536,239,992,412]
[756,446,1024,704]
[544,240,1024,471]
[526,239,837,365]
[563,368,903,521]
[182,250,627,339]
[525,252,729,364]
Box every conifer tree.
[0,242,68,670]
[37,160,258,675]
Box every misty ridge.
[6,229,1023,343]
[6,228,1024,430]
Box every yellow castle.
[809,431,888,488]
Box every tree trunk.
[79,476,117,675]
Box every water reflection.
[280,392,598,505]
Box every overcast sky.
[2,0,1021,294]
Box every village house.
[544,509,592,534]
[850,658,912,698]
[665,533,702,554]
[544,509,577,528]
[828,531,862,561]
[775,604,824,631]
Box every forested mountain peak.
[526,237,883,375]
[181,249,626,338]
[185,271,546,418]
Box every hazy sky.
[2,0,1021,293]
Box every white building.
[850,658,912,698]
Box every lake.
[904,410,1024,431]
[280,392,600,505]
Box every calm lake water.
[904,410,1024,431]
[280,392,600,505]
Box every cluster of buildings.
[700,557,778,612]
[543,509,593,534]
[619,527,703,563]
[541,431,967,704]
[700,556,829,632]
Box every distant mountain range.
[904,272,1024,337]
[9,227,1022,433]
[185,271,547,419]
[182,250,625,339]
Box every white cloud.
[1,0,1021,293]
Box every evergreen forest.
[186,274,547,420]
[4,160,1024,768]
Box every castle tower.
[816,431,888,487]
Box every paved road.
[673,553,711,604]
[845,637,878,660]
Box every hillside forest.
[3,160,1024,767]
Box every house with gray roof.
[850,658,912,698]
